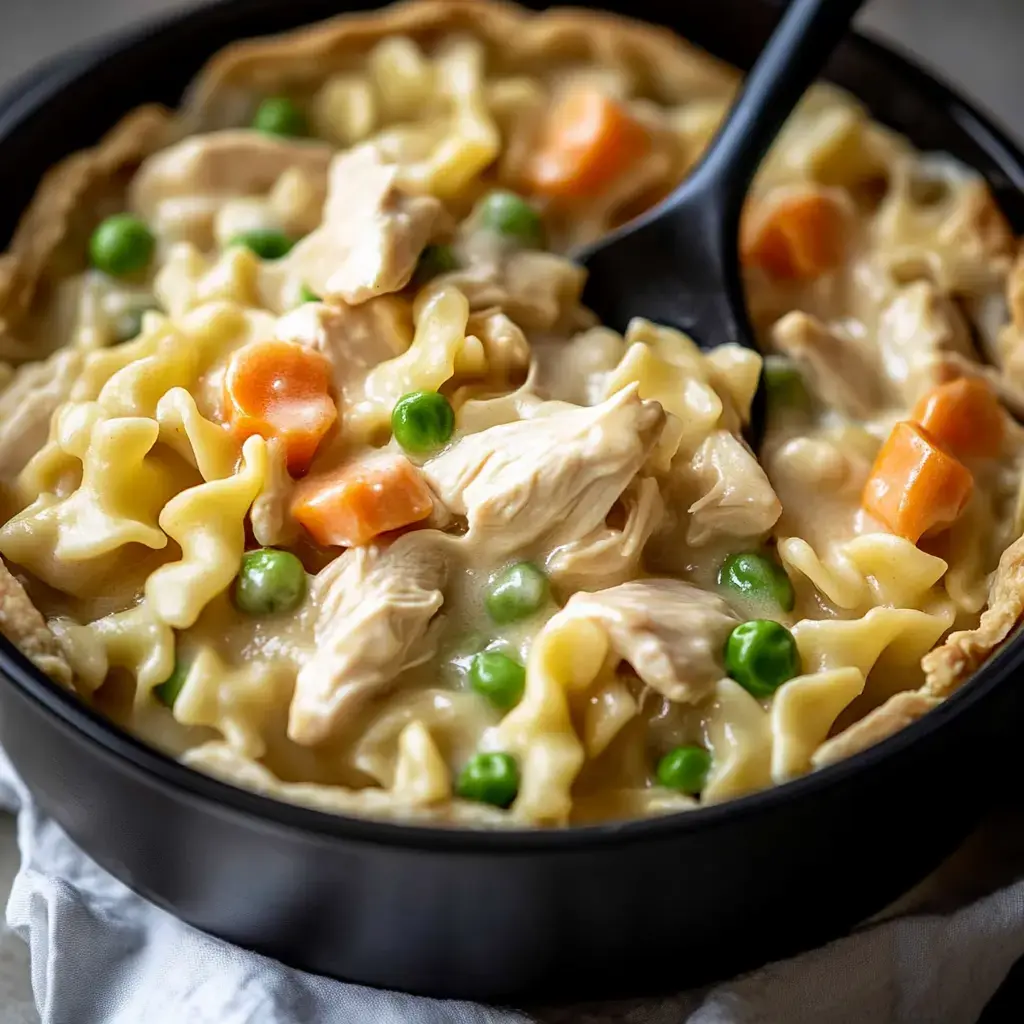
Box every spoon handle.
[692,0,868,212]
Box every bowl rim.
[1,1,1023,854]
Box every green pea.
[111,303,160,344]
[153,659,189,709]
[724,619,800,699]
[718,551,794,612]
[763,355,811,414]
[456,752,519,808]
[479,191,544,248]
[391,390,455,453]
[485,562,549,624]
[415,243,459,283]
[656,745,712,794]
[229,229,295,261]
[234,548,308,617]
[298,284,320,304]
[469,651,526,710]
[252,96,308,138]
[89,214,155,277]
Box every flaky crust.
[812,691,942,769]
[922,532,1024,695]
[0,560,70,686]
[179,0,734,125]
[0,106,173,345]
[815,534,1024,767]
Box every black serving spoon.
[579,0,868,431]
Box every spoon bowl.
[579,0,869,440]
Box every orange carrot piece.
[526,87,650,200]
[291,454,433,548]
[911,377,1005,460]
[862,421,974,543]
[741,189,848,280]
[224,340,337,474]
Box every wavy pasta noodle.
[603,320,725,469]
[486,614,608,825]
[172,646,292,758]
[0,0,1022,828]
[779,533,949,611]
[702,679,772,803]
[54,603,176,700]
[349,286,484,438]
[770,668,865,783]
[145,435,266,629]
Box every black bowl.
[1,0,1023,1003]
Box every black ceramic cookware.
[1,0,1023,1003]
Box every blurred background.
[0,0,1023,1021]
[0,0,1021,141]
[1,0,1024,137]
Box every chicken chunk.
[875,280,976,406]
[0,560,71,686]
[546,477,663,591]
[422,384,664,560]
[266,145,445,306]
[771,311,889,418]
[289,532,449,746]
[129,129,332,244]
[424,249,592,334]
[560,579,739,704]
[0,349,82,480]
[275,294,411,401]
[685,430,782,546]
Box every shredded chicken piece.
[531,326,627,406]
[129,129,332,244]
[546,477,663,591]
[686,430,782,546]
[425,250,593,334]
[811,691,941,768]
[771,311,889,418]
[560,579,739,704]
[289,532,448,746]
[938,179,1016,281]
[0,561,71,686]
[0,349,81,480]
[423,384,664,559]
[922,531,1024,696]
[265,145,445,306]
[275,294,411,400]
[875,280,976,405]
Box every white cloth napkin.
[1,745,1023,1024]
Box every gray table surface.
[1,0,1023,1020]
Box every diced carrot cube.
[911,377,1004,460]
[526,87,650,200]
[741,188,848,280]
[291,453,433,548]
[862,421,974,543]
[224,339,337,474]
